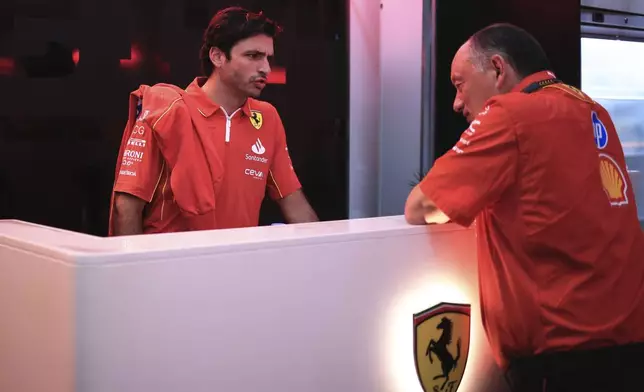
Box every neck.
[501,70,522,93]
[201,74,246,115]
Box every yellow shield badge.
[414,302,471,392]
[249,110,263,130]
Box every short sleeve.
[420,101,518,226]
[267,108,301,200]
[113,98,163,202]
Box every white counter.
[0,216,508,392]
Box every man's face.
[217,34,273,98]
[450,42,499,123]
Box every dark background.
[433,0,582,156]
[0,0,583,236]
[0,0,349,236]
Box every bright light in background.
[72,49,80,66]
[120,44,142,69]
[581,38,644,99]
[382,272,487,392]
[581,36,644,200]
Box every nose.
[453,95,464,113]
[259,57,271,76]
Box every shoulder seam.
[152,97,183,129]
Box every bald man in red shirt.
[109,7,318,235]
[406,23,644,392]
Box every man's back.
[409,23,644,390]
[479,80,644,365]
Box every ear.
[489,54,506,88]
[209,47,227,69]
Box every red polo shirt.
[113,77,301,233]
[420,71,644,368]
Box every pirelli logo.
[127,138,146,148]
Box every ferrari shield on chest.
[249,110,263,129]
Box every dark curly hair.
[199,7,282,76]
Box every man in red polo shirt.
[405,23,644,391]
[109,7,318,235]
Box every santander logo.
[251,138,266,155]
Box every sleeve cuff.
[419,179,476,227]
[270,184,301,200]
[113,184,154,203]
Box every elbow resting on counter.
[404,185,450,225]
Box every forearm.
[405,202,438,225]
[405,206,430,225]
[112,211,143,235]
[278,190,319,223]
[112,193,145,236]
[405,184,444,225]
[283,205,319,224]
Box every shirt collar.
[511,70,558,93]
[185,77,253,118]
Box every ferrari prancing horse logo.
[250,110,263,129]
[414,303,471,392]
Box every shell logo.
[599,153,629,206]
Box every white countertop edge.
[0,216,471,266]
